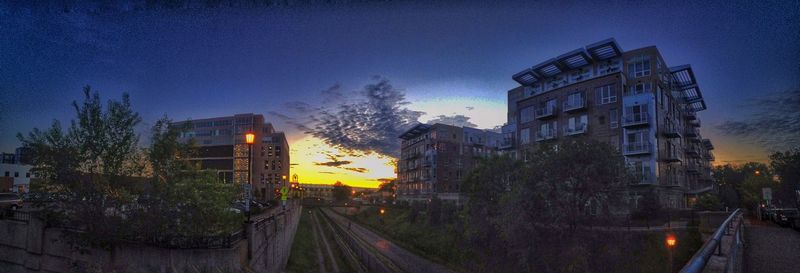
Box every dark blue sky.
[1,0,798,164]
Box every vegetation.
[17,87,240,247]
[693,193,723,211]
[286,209,318,273]
[714,147,800,209]
[332,181,352,202]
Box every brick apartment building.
[396,123,503,204]
[173,113,289,201]
[503,38,715,209]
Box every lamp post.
[245,132,255,222]
[666,233,677,273]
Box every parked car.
[772,209,798,227]
[0,193,23,210]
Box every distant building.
[504,38,715,210]
[396,123,503,204]
[0,163,34,193]
[172,113,290,201]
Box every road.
[744,219,800,273]
[321,208,453,273]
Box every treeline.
[18,87,240,248]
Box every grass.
[285,208,318,273]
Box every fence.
[679,209,743,273]
[0,209,31,222]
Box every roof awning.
[586,38,622,60]
[532,58,563,77]
[671,65,707,111]
[399,123,432,140]
[512,68,540,86]
[556,48,593,70]
[702,139,714,150]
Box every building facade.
[396,123,503,204]
[505,38,715,210]
[173,113,290,201]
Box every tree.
[461,139,632,271]
[332,181,352,202]
[770,147,800,205]
[693,193,723,211]
[18,87,145,246]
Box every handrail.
[679,209,741,273]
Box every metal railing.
[679,209,742,273]
[0,209,31,223]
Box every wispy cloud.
[716,88,800,151]
[303,77,424,157]
[426,114,477,128]
[344,167,368,173]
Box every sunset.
[1,1,798,272]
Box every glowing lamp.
[380,208,385,215]
[245,133,255,144]
[666,235,677,248]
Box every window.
[26,173,30,178]
[565,92,584,108]
[626,130,647,144]
[596,84,616,104]
[599,116,606,125]
[566,115,587,133]
[630,55,651,78]
[14,172,19,177]
[520,128,530,144]
[3,171,8,177]
[520,106,535,123]
[610,109,618,128]
[629,82,651,95]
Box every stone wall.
[0,201,301,273]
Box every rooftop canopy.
[670,65,707,111]
[702,139,714,150]
[399,123,432,140]
[512,38,622,86]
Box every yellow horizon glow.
[289,136,395,188]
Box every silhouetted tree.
[332,181,352,202]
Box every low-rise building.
[396,123,503,204]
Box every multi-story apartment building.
[504,38,714,209]
[173,113,290,201]
[0,151,35,193]
[396,123,503,204]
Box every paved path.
[744,219,800,273]
[322,208,453,273]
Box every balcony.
[632,173,656,185]
[663,124,682,138]
[661,151,683,162]
[686,164,699,174]
[534,105,557,119]
[563,98,586,112]
[689,120,701,127]
[623,142,651,155]
[622,112,649,127]
[499,138,513,149]
[685,127,698,138]
[535,129,557,141]
[704,151,715,161]
[686,147,700,158]
[564,123,588,136]
[684,111,697,120]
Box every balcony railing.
[535,129,557,141]
[661,151,683,162]
[632,173,656,185]
[663,124,682,138]
[564,123,588,136]
[563,98,586,112]
[622,112,649,127]
[686,164,699,173]
[534,105,557,119]
[623,142,651,155]
[686,147,700,158]
[685,127,699,138]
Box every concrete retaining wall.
[0,201,301,273]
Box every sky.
[1,0,798,188]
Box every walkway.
[743,219,800,273]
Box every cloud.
[305,77,424,157]
[321,84,344,101]
[466,106,475,111]
[716,88,800,151]
[344,167,368,173]
[318,171,337,174]
[314,159,351,167]
[426,114,478,128]
[267,111,293,121]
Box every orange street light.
[352,190,356,195]
[245,133,255,144]
[755,170,761,176]
[666,234,677,248]
[380,208,385,215]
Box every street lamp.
[666,233,677,273]
[245,132,255,222]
